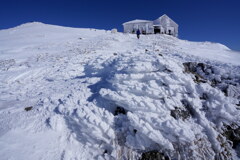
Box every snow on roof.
[123,19,152,25]
[153,14,178,27]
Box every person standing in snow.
[136,29,141,39]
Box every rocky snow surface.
[0,22,240,160]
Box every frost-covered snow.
[0,22,240,160]
[123,19,152,25]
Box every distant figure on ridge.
[136,29,141,39]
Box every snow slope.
[0,22,240,160]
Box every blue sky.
[0,0,239,51]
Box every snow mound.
[13,22,46,28]
[0,23,240,160]
[99,52,240,159]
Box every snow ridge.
[0,23,240,160]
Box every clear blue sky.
[0,0,239,51]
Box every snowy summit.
[0,22,240,160]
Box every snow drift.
[0,22,240,160]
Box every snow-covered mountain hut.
[122,14,178,37]
[122,19,154,34]
[153,14,178,37]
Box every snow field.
[0,22,240,159]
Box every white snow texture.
[0,22,240,160]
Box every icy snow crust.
[0,22,240,160]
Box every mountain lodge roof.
[122,19,152,25]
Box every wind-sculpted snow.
[0,22,240,160]
[99,52,240,159]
